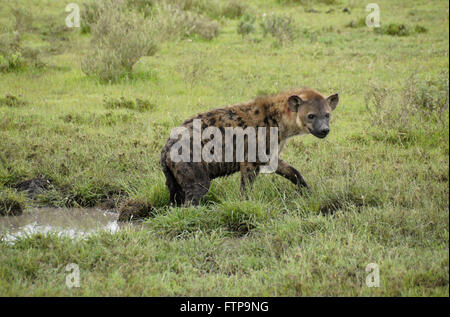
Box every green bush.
[152,3,220,41]
[159,0,246,19]
[375,23,410,36]
[414,25,428,33]
[276,0,337,4]
[103,96,156,112]
[221,0,247,19]
[81,0,158,82]
[260,13,297,44]
[402,71,449,116]
[346,18,366,28]
[237,14,256,37]
[127,0,156,16]
[80,1,102,34]
[365,71,449,145]
[11,6,33,32]
[0,32,23,72]
[0,32,43,72]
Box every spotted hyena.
[161,88,339,206]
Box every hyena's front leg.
[240,163,259,195]
[275,159,310,194]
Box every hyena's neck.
[263,102,303,142]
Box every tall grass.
[365,71,449,146]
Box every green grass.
[0,0,448,296]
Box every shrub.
[81,0,158,82]
[374,23,428,36]
[80,1,102,34]
[414,25,428,34]
[276,0,337,4]
[260,13,297,44]
[127,0,156,16]
[402,71,449,117]
[188,16,220,40]
[0,32,43,72]
[103,96,156,112]
[365,71,449,145]
[61,111,137,126]
[0,32,23,72]
[237,14,256,37]
[375,23,410,36]
[177,53,209,87]
[152,4,220,41]
[38,14,73,40]
[11,6,33,32]
[158,0,241,19]
[345,18,366,28]
[221,0,247,19]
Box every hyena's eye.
[308,114,315,120]
[325,113,330,118]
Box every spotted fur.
[161,88,339,206]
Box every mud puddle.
[0,207,138,243]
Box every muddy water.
[0,208,135,242]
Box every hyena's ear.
[288,95,305,112]
[327,93,339,110]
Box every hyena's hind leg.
[163,167,185,206]
[161,148,185,206]
[172,162,211,206]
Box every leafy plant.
[237,14,256,37]
[260,13,297,44]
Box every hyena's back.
[160,102,266,206]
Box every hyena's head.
[288,91,339,139]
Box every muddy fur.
[118,199,155,222]
[161,88,339,206]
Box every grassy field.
[0,0,448,296]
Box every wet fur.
[161,88,338,206]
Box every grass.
[0,0,448,296]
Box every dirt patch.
[118,199,155,222]
[15,177,51,199]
